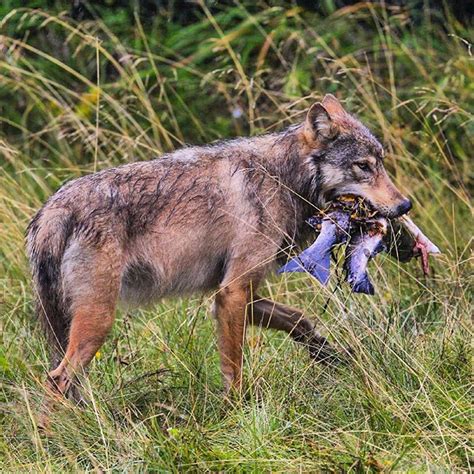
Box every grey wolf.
[26,94,411,402]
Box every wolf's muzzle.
[394,198,412,217]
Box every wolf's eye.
[355,162,371,173]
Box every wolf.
[26,94,411,401]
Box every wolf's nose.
[396,199,412,216]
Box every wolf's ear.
[305,102,338,142]
[321,94,346,117]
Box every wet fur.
[26,94,409,401]
[28,135,316,309]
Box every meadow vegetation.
[0,2,472,471]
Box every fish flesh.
[384,215,441,274]
[398,215,440,275]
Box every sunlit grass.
[0,3,472,471]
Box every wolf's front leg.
[214,282,250,394]
[249,296,344,364]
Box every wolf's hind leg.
[46,244,121,400]
[47,301,117,397]
[249,296,343,364]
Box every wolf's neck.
[246,128,322,209]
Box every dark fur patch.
[121,261,157,293]
[213,252,229,287]
[27,211,76,366]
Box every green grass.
[0,3,472,471]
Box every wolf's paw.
[306,334,353,366]
[68,383,89,407]
[47,367,73,396]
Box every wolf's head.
[299,94,411,218]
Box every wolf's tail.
[26,206,75,366]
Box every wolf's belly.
[119,231,229,305]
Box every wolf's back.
[26,205,75,362]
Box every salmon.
[278,210,351,284]
[344,219,387,295]
[278,196,440,293]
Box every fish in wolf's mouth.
[278,195,440,294]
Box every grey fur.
[26,94,409,394]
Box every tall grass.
[0,3,472,471]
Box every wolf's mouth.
[325,189,372,207]
[328,194,379,220]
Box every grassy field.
[0,2,472,471]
